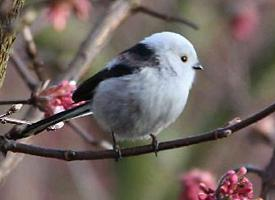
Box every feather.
[72,43,159,102]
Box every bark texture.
[0,0,24,87]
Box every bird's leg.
[150,134,159,157]
[112,132,122,161]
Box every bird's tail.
[20,102,92,137]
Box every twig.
[67,121,112,149]
[0,104,23,118]
[61,0,140,82]
[0,117,32,125]
[133,6,199,30]
[10,52,38,90]
[22,24,47,81]
[245,165,265,177]
[0,99,32,105]
[1,101,275,161]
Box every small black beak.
[192,63,204,70]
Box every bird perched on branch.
[21,32,203,159]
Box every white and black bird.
[21,32,203,157]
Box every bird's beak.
[192,63,204,70]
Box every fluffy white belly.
[92,68,189,140]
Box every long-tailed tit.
[21,32,203,157]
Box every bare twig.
[22,24,47,81]
[0,104,23,118]
[61,0,140,82]
[67,121,112,149]
[10,52,38,90]
[245,165,265,177]
[0,117,32,125]
[1,101,275,161]
[0,99,32,105]
[133,6,199,30]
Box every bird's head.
[142,32,203,75]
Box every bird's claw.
[113,144,122,161]
[150,134,159,157]
[112,132,122,161]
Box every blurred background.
[1,0,275,199]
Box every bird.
[21,32,203,158]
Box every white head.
[141,32,203,88]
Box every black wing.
[72,64,141,102]
[72,43,159,103]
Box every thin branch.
[0,117,32,125]
[133,6,199,30]
[1,101,275,161]
[0,104,23,118]
[67,121,112,149]
[61,0,140,82]
[10,52,38,90]
[22,24,47,81]
[0,99,32,105]
[245,165,265,178]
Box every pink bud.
[198,193,208,200]
[238,167,247,176]
[229,174,239,184]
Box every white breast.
[92,66,192,140]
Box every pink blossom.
[230,3,259,42]
[179,169,216,200]
[35,80,84,117]
[47,0,92,31]
[218,167,253,199]
[72,0,91,20]
[198,167,254,200]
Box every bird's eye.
[181,56,188,62]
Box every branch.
[61,0,141,82]
[244,165,265,178]
[2,101,275,161]
[0,117,32,125]
[0,0,25,88]
[133,6,199,30]
[22,24,47,81]
[0,99,32,105]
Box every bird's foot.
[112,132,122,161]
[150,134,159,157]
[113,144,122,161]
